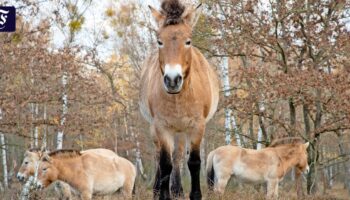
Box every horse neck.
[53,157,81,187]
[276,146,299,171]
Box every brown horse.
[17,148,72,200]
[35,148,136,200]
[206,138,309,198]
[139,0,219,199]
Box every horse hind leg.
[214,170,230,196]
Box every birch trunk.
[20,176,35,200]
[0,133,8,188]
[130,122,147,179]
[220,56,232,145]
[34,104,39,147]
[57,72,68,149]
[123,113,129,156]
[219,56,241,145]
[42,104,47,148]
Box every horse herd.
[16,0,310,199]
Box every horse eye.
[24,162,28,165]
[157,40,163,46]
[43,168,47,171]
[185,40,191,46]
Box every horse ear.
[183,3,202,28]
[149,5,165,28]
[304,142,310,148]
[42,153,51,163]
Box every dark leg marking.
[159,148,173,200]
[188,149,202,200]
[153,164,161,199]
[171,167,184,199]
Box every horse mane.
[49,149,81,159]
[269,137,304,147]
[161,0,185,26]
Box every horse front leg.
[152,125,161,199]
[171,135,185,199]
[266,179,279,199]
[159,147,173,200]
[295,168,304,197]
[154,127,174,200]
[188,125,205,200]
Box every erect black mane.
[161,0,185,26]
[48,149,81,158]
[269,137,304,147]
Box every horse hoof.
[189,191,202,200]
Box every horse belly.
[92,172,125,195]
[233,162,264,183]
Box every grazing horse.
[139,0,219,199]
[35,148,136,200]
[206,138,309,198]
[17,148,72,200]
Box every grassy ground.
[1,181,349,200]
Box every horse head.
[149,0,202,94]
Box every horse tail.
[206,150,216,191]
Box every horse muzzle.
[163,64,184,94]
[305,165,310,174]
[36,181,44,190]
[163,74,183,94]
[16,173,26,182]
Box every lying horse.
[17,148,72,200]
[140,0,219,199]
[35,148,136,200]
[206,138,309,198]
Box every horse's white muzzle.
[16,172,26,182]
[163,64,183,94]
[305,165,310,174]
[36,180,44,190]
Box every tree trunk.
[306,89,322,194]
[336,130,350,195]
[219,56,241,145]
[20,176,35,200]
[0,133,8,189]
[34,104,39,147]
[57,72,68,150]
[289,98,296,136]
[130,122,147,180]
[42,104,47,148]
[220,56,232,145]
[249,115,256,149]
[224,108,232,145]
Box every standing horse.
[35,148,136,200]
[139,0,219,199]
[206,138,309,198]
[17,148,72,200]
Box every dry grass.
[1,181,349,200]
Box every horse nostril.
[164,75,171,86]
[175,75,182,85]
